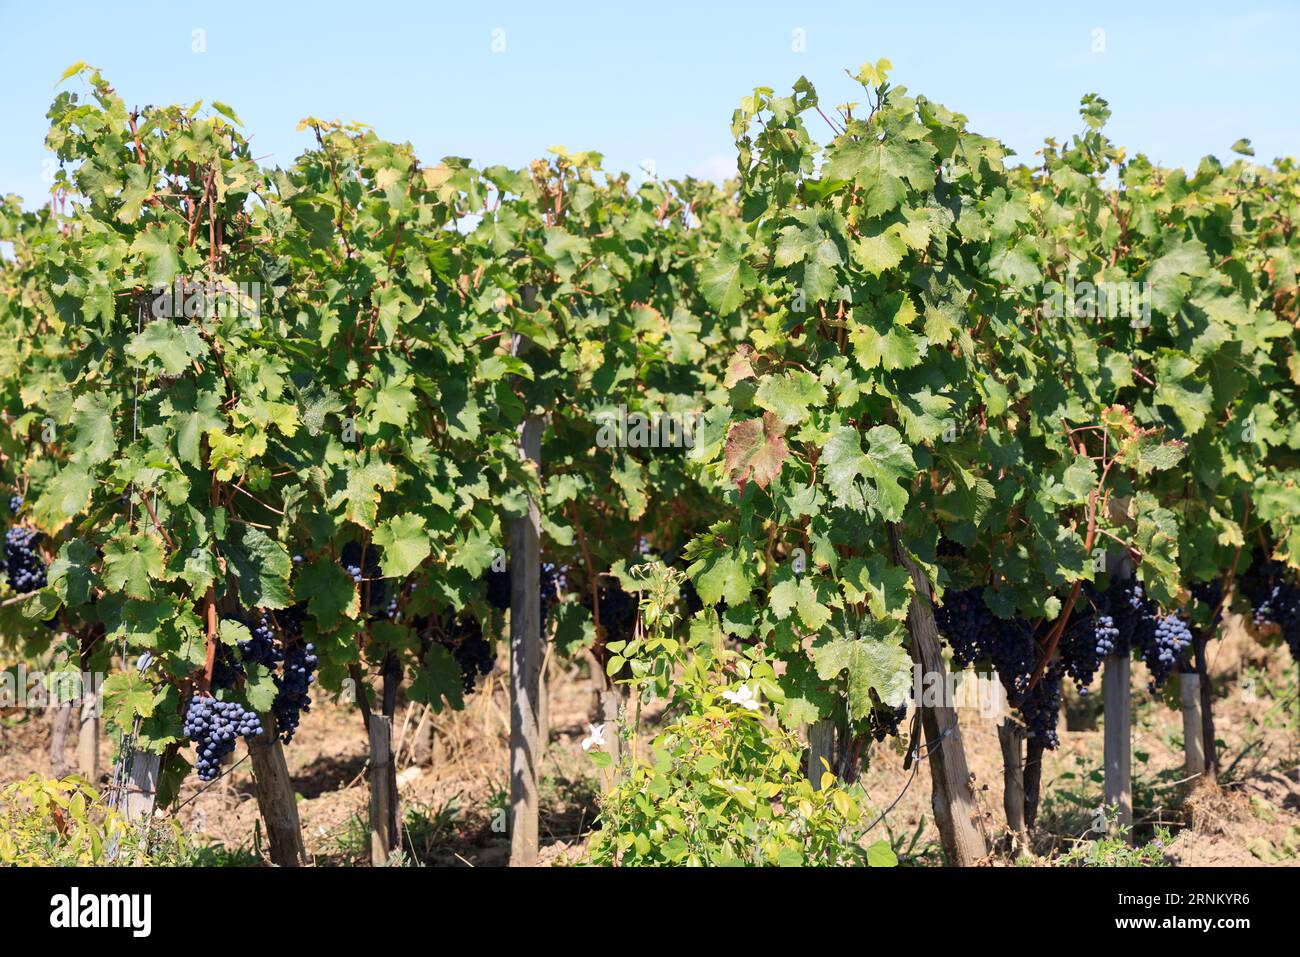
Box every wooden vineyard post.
[1179,671,1205,788]
[48,701,72,778]
[807,720,835,789]
[509,411,543,867]
[1191,630,1218,783]
[117,750,161,823]
[538,651,551,756]
[596,687,621,790]
[1102,653,1132,836]
[249,724,308,867]
[888,524,989,865]
[998,719,1027,856]
[77,686,99,781]
[367,715,398,865]
[103,749,162,863]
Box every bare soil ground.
[2,621,1296,867]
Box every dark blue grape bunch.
[1246,577,1300,646]
[868,694,910,742]
[1111,578,1153,653]
[1019,665,1063,749]
[272,641,317,744]
[1134,613,1192,693]
[239,613,283,669]
[985,615,1038,700]
[485,567,510,611]
[421,612,493,694]
[1058,590,1119,694]
[934,588,994,668]
[341,541,388,617]
[4,526,47,593]
[184,696,264,781]
[8,495,22,515]
[936,537,967,559]
[539,562,569,631]
[593,584,637,643]
[1237,550,1288,628]
[211,648,240,692]
[1190,580,1224,620]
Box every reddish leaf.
[725,412,788,490]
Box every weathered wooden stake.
[538,651,551,754]
[49,701,72,778]
[888,523,988,865]
[1191,631,1218,782]
[509,412,543,867]
[77,688,99,781]
[1102,653,1132,836]
[249,726,308,866]
[1023,739,1044,829]
[410,704,434,765]
[118,750,161,823]
[1179,671,1205,787]
[367,715,397,865]
[998,718,1027,855]
[807,720,835,789]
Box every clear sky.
[1,0,1297,208]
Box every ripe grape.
[341,541,388,616]
[485,567,510,611]
[594,584,637,644]
[4,526,47,593]
[933,588,992,668]
[239,613,282,669]
[184,696,263,781]
[1058,598,1119,694]
[482,563,568,638]
[935,588,1057,747]
[273,640,317,744]
[1237,552,1300,661]
[8,495,22,515]
[1019,665,1063,749]
[420,612,493,694]
[868,697,909,742]
[1133,612,1192,693]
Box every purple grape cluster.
[934,588,1056,747]
[868,698,909,742]
[1238,553,1300,662]
[593,584,637,644]
[933,588,990,668]
[4,526,47,593]
[485,568,510,610]
[342,541,390,618]
[420,612,493,694]
[273,641,317,743]
[1059,611,1118,694]
[1134,613,1192,693]
[1019,666,1063,748]
[239,613,282,669]
[184,696,264,781]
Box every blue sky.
[1,1,1297,208]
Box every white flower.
[581,723,607,751]
[721,683,761,710]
